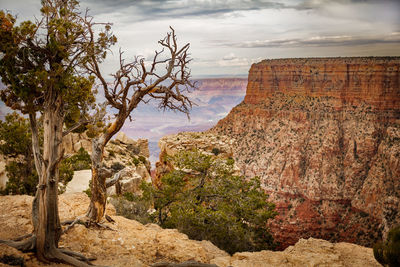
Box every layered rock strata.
[211,57,400,249]
[245,57,400,111]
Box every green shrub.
[226,157,235,166]
[83,188,91,198]
[83,180,92,198]
[141,150,277,254]
[132,157,140,166]
[138,155,147,164]
[111,162,125,172]
[211,147,220,156]
[0,113,38,195]
[64,147,91,171]
[59,160,74,185]
[373,225,400,267]
[110,195,152,224]
[2,161,38,195]
[123,192,135,202]
[108,150,116,158]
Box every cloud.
[216,54,264,68]
[81,0,289,21]
[220,33,400,48]
[294,0,400,10]
[222,53,237,61]
[1,0,399,77]
[293,0,400,25]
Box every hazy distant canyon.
[120,78,247,163]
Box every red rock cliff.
[211,57,400,250]
[245,57,400,110]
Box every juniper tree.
[142,150,277,254]
[0,0,114,265]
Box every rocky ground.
[0,193,381,267]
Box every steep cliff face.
[245,57,400,110]
[211,57,400,249]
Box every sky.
[1,0,400,163]
[1,0,399,77]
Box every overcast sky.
[1,0,399,77]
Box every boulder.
[115,132,136,145]
[64,170,92,194]
[107,165,151,196]
[211,238,381,267]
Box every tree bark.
[87,118,126,223]
[34,95,63,262]
[87,137,107,222]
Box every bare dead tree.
[84,26,195,223]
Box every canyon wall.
[245,57,400,110]
[211,57,400,249]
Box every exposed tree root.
[48,247,99,267]
[91,222,115,231]
[59,248,97,262]
[0,235,36,252]
[62,215,89,234]
[0,237,105,267]
[62,215,115,234]
[11,233,33,242]
[0,228,110,267]
[105,215,115,223]
[151,261,218,267]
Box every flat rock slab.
[64,169,91,194]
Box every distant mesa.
[245,57,400,111]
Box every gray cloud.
[80,0,400,20]
[81,0,288,21]
[218,33,400,48]
[1,0,399,77]
[294,0,400,9]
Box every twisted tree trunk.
[87,137,107,223]
[87,120,125,223]
[27,95,94,266]
[34,96,63,262]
